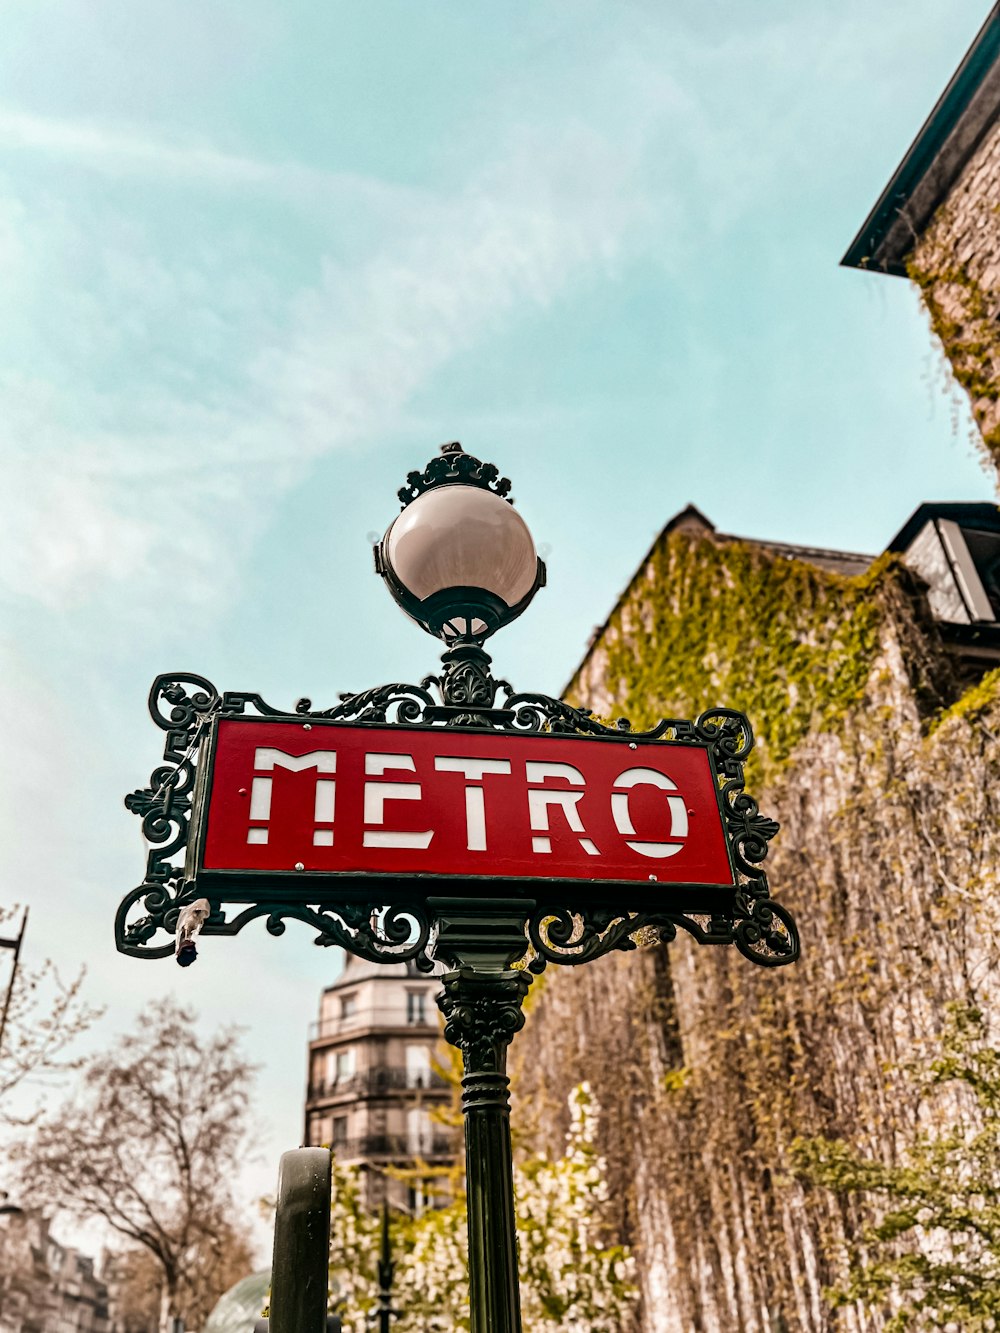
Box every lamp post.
[0,909,28,1064]
[117,442,799,1333]
[370,1204,399,1332]
[372,444,543,1331]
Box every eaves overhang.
[842,4,1000,277]
[886,500,1000,552]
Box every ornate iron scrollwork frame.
[116,443,799,1333]
[116,650,798,972]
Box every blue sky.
[0,0,994,1255]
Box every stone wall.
[512,527,1000,1331]
[910,119,1000,472]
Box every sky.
[0,0,995,1264]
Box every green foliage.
[522,495,995,1325]
[582,532,913,783]
[931,664,1000,735]
[792,1006,1000,1331]
[661,1066,690,1095]
[907,199,1000,468]
[326,1084,636,1332]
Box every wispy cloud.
[0,108,273,179]
[2,0,956,620]
[0,106,426,212]
[0,118,644,613]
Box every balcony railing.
[310,1014,438,1040]
[307,1066,449,1101]
[330,1133,456,1160]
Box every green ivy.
[930,664,1000,735]
[791,1006,1000,1332]
[907,199,1000,468]
[570,532,920,786]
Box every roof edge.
[559,505,714,699]
[559,513,875,699]
[842,4,1000,276]
[885,500,1000,552]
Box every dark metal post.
[270,1147,332,1333]
[433,898,534,1333]
[0,909,27,1065]
[371,1203,399,1332]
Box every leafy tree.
[0,905,101,1122]
[17,997,257,1333]
[792,1005,1000,1331]
[326,1083,637,1332]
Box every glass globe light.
[375,445,546,642]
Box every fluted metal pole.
[372,1204,398,1333]
[432,894,533,1333]
[450,970,528,1333]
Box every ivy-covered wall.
[513,527,1000,1332]
[570,533,949,786]
[907,119,1000,475]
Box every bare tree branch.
[0,905,102,1120]
[14,997,258,1333]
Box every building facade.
[513,492,1000,1331]
[572,500,1000,717]
[304,952,456,1211]
[0,1208,109,1333]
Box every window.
[325,1047,355,1086]
[406,1044,431,1089]
[962,527,1000,618]
[331,1116,349,1148]
[308,1114,332,1147]
[904,516,1000,624]
[408,1180,430,1216]
[406,1107,433,1155]
[340,994,357,1020]
[406,990,427,1025]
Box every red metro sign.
[117,672,796,968]
[191,717,736,903]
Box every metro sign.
[119,671,795,967]
[190,717,735,905]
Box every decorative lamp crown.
[375,443,546,644]
[397,441,514,508]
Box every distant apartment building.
[0,1207,109,1333]
[304,953,457,1211]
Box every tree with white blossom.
[327,1083,636,1331]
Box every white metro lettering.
[248,748,337,847]
[525,761,600,856]
[433,757,512,851]
[611,767,688,859]
[363,754,433,850]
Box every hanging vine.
[907,191,1000,471]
